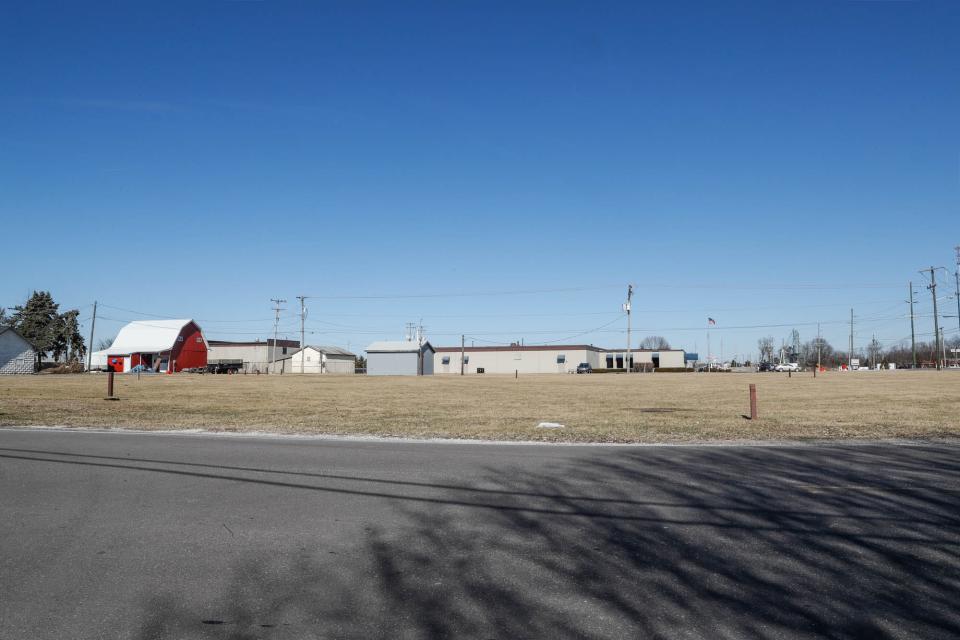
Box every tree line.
[757,333,959,369]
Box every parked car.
[576,362,593,374]
[774,362,800,372]
[758,362,775,372]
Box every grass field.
[1,370,958,443]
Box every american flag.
[708,317,716,325]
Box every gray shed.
[0,326,37,374]
[365,340,435,376]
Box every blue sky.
[2,1,958,360]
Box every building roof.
[434,344,601,353]
[365,340,435,353]
[0,326,37,351]
[208,339,300,348]
[293,345,356,357]
[599,347,684,353]
[433,344,684,353]
[104,319,205,355]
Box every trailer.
[206,359,243,374]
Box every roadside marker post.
[105,370,119,401]
[749,384,758,420]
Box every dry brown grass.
[1,370,958,443]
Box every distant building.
[365,340,435,376]
[206,339,300,374]
[284,345,356,374]
[0,327,37,374]
[433,344,687,374]
[91,319,207,373]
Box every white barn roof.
[365,340,434,353]
[105,319,205,354]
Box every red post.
[749,383,758,420]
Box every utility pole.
[270,298,286,374]
[955,246,960,345]
[296,295,307,373]
[908,282,917,369]
[624,284,633,373]
[920,267,943,370]
[849,308,854,369]
[86,300,97,371]
[941,327,947,368]
[417,319,424,376]
[460,334,465,376]
[817,322,821,370]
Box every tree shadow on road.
[51,444,959,639]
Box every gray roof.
[292,345,356,357]
[0,326,38,351]
[365,340,434,353]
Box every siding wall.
[207,344,296,373]
[435,348,688,373]
[0,331,36,374]
[288,349,356,374]
[600,350,687,369]
[434,348,598,374]
[367,351,420,376]
[325,355,356,374]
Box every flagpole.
[707,327,711,371]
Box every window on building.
[557,354,566,364]
[282,347,287,354]
[177,336,184,342]
[463,355,469,364]
[196,336,202,343]
[441,356,450,365]
[606,355,614,368]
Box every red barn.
[102,319,208,373]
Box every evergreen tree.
[8,291,86,367]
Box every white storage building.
[0,327,37,374]
[285,345,356,374]
[435,345,599,374]
[365,340,435,376]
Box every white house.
[285,345,356,374]
[0,327,37,374]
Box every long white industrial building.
[433,344,687,374]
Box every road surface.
[1,429,958,639]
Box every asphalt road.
[1,429,958,640]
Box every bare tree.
[639,336,671,349]
[757,336,775,363]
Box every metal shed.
[365,340,435,376]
